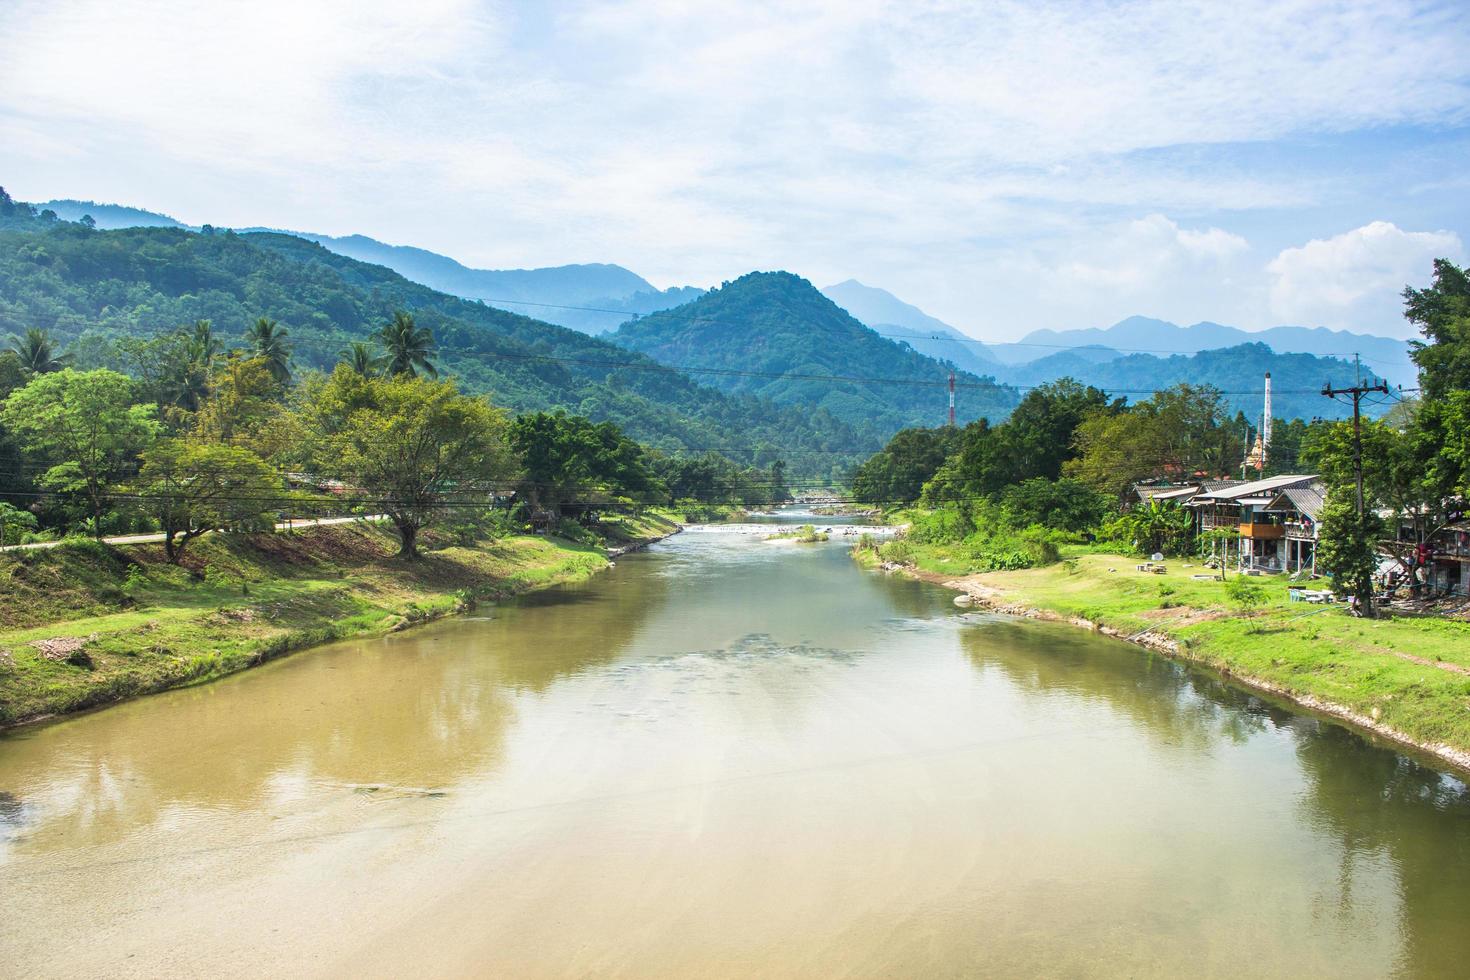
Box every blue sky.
[2,0,1466,340]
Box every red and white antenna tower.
[948,370,956,427]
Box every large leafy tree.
[851,426,961,505]
[120,320,221,415]
[1402,259,1470,500]
[192,355,289,453]
[509,411,662,518]
[1317,488,1387,616]
[377,311,437,379]
[1068,383,1243,499]
[930,380,1117,501]
[137,439,282,562]
[300,367,515,558]
[0,369,158,535]
[7,328,71,375]
[246,317,292,384]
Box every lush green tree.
[137,439,282,562]
[0,500,38,546]
[192,355,288,452]
[1402,259,1470,500]
[510,412,663,518]
[851,426,961,505]
[1106,499,1194,556]
[300,367,515,558]
[7,328,71,375]
[0,369,159,535]
[246,317,292,384]
[1068,383,1243,498]
[340,341,381,378]
[997,478,1110,533]
[377,311,438,379]
[119,320,220,415]
[1317,487,1386,616]
[0,352,25,398]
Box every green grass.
[0,518,673,726]
[947,552,1470,758]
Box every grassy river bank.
[0,513,679,727]
[856,546,1470,773]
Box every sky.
[2,0,1467,341]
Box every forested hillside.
[1009,342,1383,421]
[611,272,1020,442]
[0,214,863,475]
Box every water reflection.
[3,525,1469,978]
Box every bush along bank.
[857,544,1470,773]
[0,513,679,727]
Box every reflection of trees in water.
[481,559,671,692]
[959,620,1274,753]
[961,617,1470,974]
[0,565,672,849]
[1289,720,1470,976]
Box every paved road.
[0,514,386,552]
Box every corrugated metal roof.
[1191,474,1318,502]
[1265,484,1327,521]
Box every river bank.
[856,547,1470,773]
[0,513,679,728]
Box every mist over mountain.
[38,199,186,229]
[820,280,999,376]
[1021,315,1415,386]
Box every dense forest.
[611,271,1020,442]
[0,196,864,478]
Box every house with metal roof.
[1187,474,1321,572]
[1260,481,1327,575]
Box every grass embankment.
[858,545,1470,769]
[0,512,678,726]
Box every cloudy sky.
[3,0,1467,340]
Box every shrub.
[879,539,914,564]
[1224,576,1268,613]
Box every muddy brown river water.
[2,517,1469,977]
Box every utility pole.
[947,370,955,427]
[1322,366,1388,516]
[1323,363,1389,616]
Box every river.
[2,516,1469,977]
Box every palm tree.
[167,320,220,411]
[246,317,291,384]
[8,328,70,374]
[339,341,381,378]
[376,311,437,379]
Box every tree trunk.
[164,529,178,563]
[395,521,420,560]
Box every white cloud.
[1266,222,1464,332]
[0,1,1466,336]
[1059,215,1248,292]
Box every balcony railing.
[1239,522,1285,540]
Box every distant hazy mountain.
[38,199,690,333]
[1019,315,1414,386]
[820,279,999,375]
[240,230,652,309]
[1009,342,1383,422]
[613,272,1018,442]
[38,199,186,229]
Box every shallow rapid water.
[3,517,1469,977]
